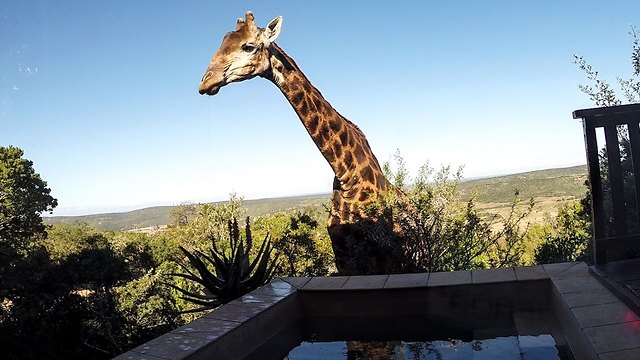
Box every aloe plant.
[167,217,279,313]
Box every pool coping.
[113,262,640,360]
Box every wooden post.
[574,104,640,264]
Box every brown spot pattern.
[266,43,391,232]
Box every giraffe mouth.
[205,86,220,95]
[199,83,221,96]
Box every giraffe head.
[199,11,282,95]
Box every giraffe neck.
[262,44,390,197]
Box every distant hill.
[458,165,588,224]
[44,165,588,231]
[458,165,588,203]
[44,194,330,231]
[44,206,176,232]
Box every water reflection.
[285,334,560,360]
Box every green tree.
[574,25,640,105]
[113,267,180,351]
[1,221,185,359]
[169,202,197,227]
[254,211,334,277]
[0,146,57,255]
[534,194,592,264]
[157,194,245,257]
[1,225,130,359]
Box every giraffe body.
[199,12,410,274]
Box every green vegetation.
[1,220,182,359]
[44,194,329,231]
[0,146,57,255]
[349,155,534,274]
[253,210,334,277]
[1,149,595,359]
[574,25,640,236]
[573,25,639,106]
[44,166,587,232]
[169,218,279,312]
[458,166,587,203]
[533,195,592,264]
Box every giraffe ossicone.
[199,11,414,275]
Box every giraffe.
[199,12,411,275]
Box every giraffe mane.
[269,43,297,72]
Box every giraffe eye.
[242,44,256,53]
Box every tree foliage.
[534,194,592,264]
[169,202,197,227]
[254,211,334,277]
[574,25,640,106]
[0,146,57,255]
[350,152,532,274]
[159,194,245,256]
[0,224,178,359]
[0,147,589,360]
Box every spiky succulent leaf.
[250,241,275,280]
[241,242,279,290]
[169,217,281,313]
[208,247,231,278]
[163,281,219,302]
[177,296,222,310]
[247,234,271,274]
[193,249,229,286]
[245,216,253,252]
[179,246,224,289]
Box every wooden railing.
[574,103,640,264]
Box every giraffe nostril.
[201,71,212,83]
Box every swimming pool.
[118,263,635,360]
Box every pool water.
[285,334,561,359]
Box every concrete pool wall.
[114,262,640,360]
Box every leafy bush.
[0,222,186,359]
[254,211,334,277]
[156,194,245,261]
[574,25,640,106]
[113,269,181,348]
[534,195,592,264]
[350,153,532,274]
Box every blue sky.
[1,1,639,216]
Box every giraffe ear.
[264,16,282,44]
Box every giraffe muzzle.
[199,86,220,95]
[199,82,221,96]
[199,69,225,95]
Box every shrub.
[254,211,334,277]
[534,195,592,264]
[168,218,279,312]
[353,153,532,273]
